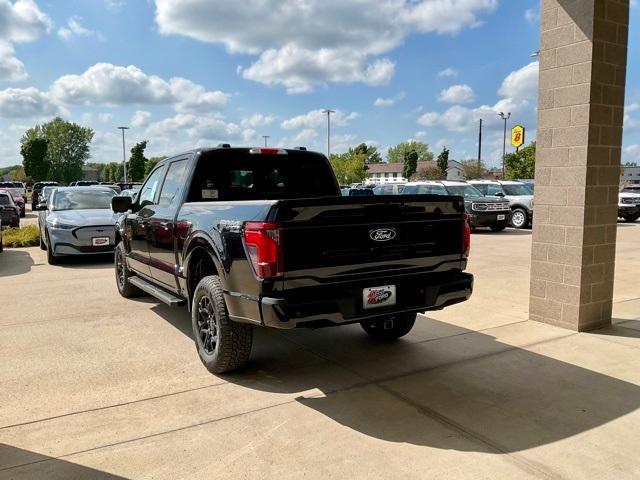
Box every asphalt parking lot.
[1,220,639,479]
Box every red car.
[0,183,25,217]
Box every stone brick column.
[530,0,629,331]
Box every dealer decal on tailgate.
[363,285,397,309]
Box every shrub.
[2,225,40,248]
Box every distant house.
[446,160,464,180]
[365,161,437,183]
[82,165,99,181]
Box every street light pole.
[262,135,270,147]
[477,118,483,174]
[117,126,129,183]
[498,112,511,178]
[322,109,335,158]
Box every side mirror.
[35,204,47,211]
[494,192,505,197]
[112,195,132,213]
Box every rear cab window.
[186,149,339,202]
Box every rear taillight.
[243,221,283,280]
[462,213,471,260]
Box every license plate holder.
[497,214,506,220]
[363,285,397,309]
[92,237,109,247]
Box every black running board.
[129,276,186,307]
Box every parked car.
[0,219,3,253]
[349,187,374,196]
[37,187,118,264]
[111,146,473,373]
[0,190,20,228]
[31,181,59,210]
[618,191,640,222]
[75,180,99,186]
[10,181,26,197]
[0,183,26,217]
[440,181,511,231]
[117,182,143,191]
[92,183,121,193]
[468,180,534,229]
[373,183,405,195]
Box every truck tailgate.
[270,195,466,288]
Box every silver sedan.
[38,187,118,265]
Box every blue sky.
[0,0,638,168]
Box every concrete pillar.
[530,0,629,331]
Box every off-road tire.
[360,313,416,341]
[192,275,253,374]
[115,242,142,297]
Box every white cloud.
[145,114,241,141]
[438,67,458,78]
[524,9,539,25]
[281,109,359,130]
[98,112,112,123]
[105,0,125,10]
[50,63,229,112]
[241,45,394,94]
[374,92,406,107]
[498,61,539,100]
[624,145,640,155]
[0,42,27,81]
[0,0,52,81]
[240,113,275,129]
[0,87,60,118]
[154,0,497,91]
[130,110,151,128]
[418,62,538,134]
[438,84,475,104]
[58,16,103,40]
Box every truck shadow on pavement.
[151,304,640,454]
[0,443,129,480]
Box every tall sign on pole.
[511,125,525,152]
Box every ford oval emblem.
[369,228,397,242]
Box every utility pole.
[262,135,270,147]
[322,109,335,158]
[498,112,511,178]
[477,119,483,174]
[117,126,129,183]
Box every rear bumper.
[258,271,473,329]
[468,211,511,228]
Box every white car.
[618,191,640,222]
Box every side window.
[159,160,188,208]
[486,184,503,196]
[138,166,167,206]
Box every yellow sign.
[511,125,525,148]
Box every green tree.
[460,159,490,179]
[20,137,50,181]
[128,140,148,181]
[436,146,449,176]
[387,141,434,163]
[504,141,536,179]
[353,142,382,164]
[329,150,368,184]
[144,156,166,176]
[403,149,418,180]
[21,117,94,183]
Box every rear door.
[273,195,465,289]
[148,157,190,289]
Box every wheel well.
[187,247,219,304]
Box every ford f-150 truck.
[111,146,473,373]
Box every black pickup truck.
[112,146,473,373]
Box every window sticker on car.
[202,189,219,199]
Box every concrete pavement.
[0,224,639,479]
